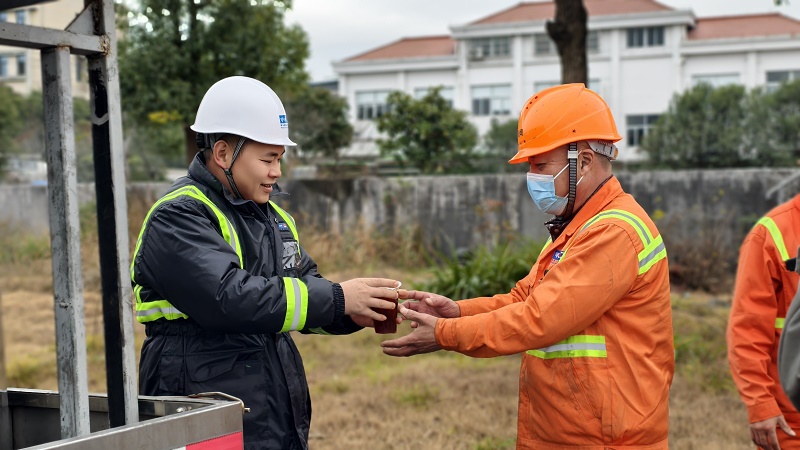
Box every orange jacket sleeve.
[456,265,541,316]
[727,226,783,423]
[436,223,639,357]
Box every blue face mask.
[526,163,579,216]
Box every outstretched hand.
[397,289,459,328]
[341,278,400,322]
[381,303,442,357]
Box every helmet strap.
[543,142,579,240]
[222,136,247,199]
[563,142,578,218]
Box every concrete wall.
[1,169,798,256]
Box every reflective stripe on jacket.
[435,176,674,449]
[728,194,800,426]
[133,153,361,449]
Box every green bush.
[420,239,545,300]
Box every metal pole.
[41,45,91,439]
[85,0,139,427]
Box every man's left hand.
[381,304,441,356]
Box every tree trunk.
[547,0,588,84]
[184,123,197,166]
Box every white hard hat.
[191,76,296,146]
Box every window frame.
[355,90,392,121]
[471,84,512,116]
[626,26,665,48]
[626,114,661,147]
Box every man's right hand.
[340,278,400,321]
[750,414,796,450]
[397,289,460,327]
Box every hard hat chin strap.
[222,136,247,199]
[544,142,579,239]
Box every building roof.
[688,13,800,40]
[345,35,455,62]
[470,0,673,25]
[341,3,800,63]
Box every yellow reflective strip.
[757,217,790,262]
[135,300,188,323]
[777,317,786,329]
[526,349,607,359]
[527,335,607,359]
[638,237,667,274]
[584,211,648,245]
[297,279,308,330]
[131,185,244,280]
[134,284,143,305]
[281,278,297,333]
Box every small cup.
[373,282,400,334]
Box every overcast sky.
[285,0,800,82]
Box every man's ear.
[579,148,594,174]
[211,140,230,169]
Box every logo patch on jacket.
[278,222,290,232]
[551,250,564,264]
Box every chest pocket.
[270,201,301,271]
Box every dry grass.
[0,214,755,449]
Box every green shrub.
[420,239,545,300]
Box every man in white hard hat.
[131,76,400,449]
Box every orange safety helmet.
[509,83,622,164]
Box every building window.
[535,30,599,56]
[626,115,660,147]
[15,10,25,24]
[766,70,800,92]
[534,33,556,56]
[16,54,25,76]
[0,13,7,22]
[469,37,510,59]
[356,90,391,120]
[691,73,741,88]
[471,84,511,116]
[0,56,8,78]
[627,27,664,48]
[587,30,599,53]
[414,86,454,107]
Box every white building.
[0,0,90,99]
[333,0,800,162]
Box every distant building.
[333,0,800,162]
[0,0,90,98]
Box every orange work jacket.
[728,194,800,427]
[436,176,674,449]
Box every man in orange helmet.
[383,84,674,449]
[729,195,800,450]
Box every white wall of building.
[334,8,800,162]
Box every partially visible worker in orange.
[382,84,674,449]
[728,195,800,450]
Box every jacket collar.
[552,175,624,245]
